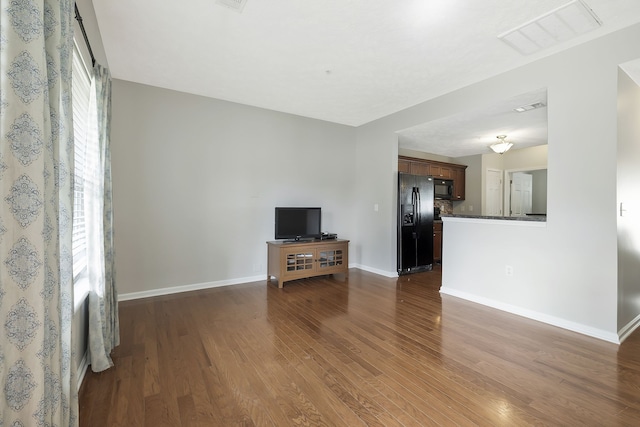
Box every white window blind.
[72,44,91,279]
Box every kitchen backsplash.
[434,200,453,215]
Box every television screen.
[275,207,321,240]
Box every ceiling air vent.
[498,0,601,55]
[514,102,547,113]
[216,0,248,13]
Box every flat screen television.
[275,207,321,241]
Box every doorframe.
[503,166,546,217]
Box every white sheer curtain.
[85,64,119,372]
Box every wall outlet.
[374,203,379,212]
[469,205,473,212]
[505,265,514,277]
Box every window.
[72,43,91,280]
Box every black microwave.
[434,179,454,200]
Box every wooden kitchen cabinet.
[410,162,431,176]
[398,159,410,173]
[398,156,467,200]
[428,164,453,179]
[451,166,466,200]
[399,158,435,177]
[433,222,442,263]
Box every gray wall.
[111,81,357,295]
[617,68,640,333]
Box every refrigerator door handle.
[416,187,421,225]
[412,187,417,224]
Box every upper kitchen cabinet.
[428,164,453,179]
[399,157,430,175]
[398,156,467,200]
[398,158,410,173]
[451,166,466,200]
[411,162,430,176]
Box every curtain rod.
[74,3,96,67]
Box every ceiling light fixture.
[498,0,602,55]
[490,135,514,154]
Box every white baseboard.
[351,263,398,278]
[77,351,89,391]
[119,265,400,301]
[440,286,620,344]
[118,274,266,301]
[618,313,640,343]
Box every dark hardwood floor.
[79,268,640,426]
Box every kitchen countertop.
[441,214,546,222]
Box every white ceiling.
[92,0,640,155]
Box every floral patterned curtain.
[0,0,78,425]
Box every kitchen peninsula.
[437,213,594,350]
[441,213,546,222]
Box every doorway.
[503,168,547,217]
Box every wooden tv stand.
[267,239,349,288]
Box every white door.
[511,172,533,216]
[486,169,503,216]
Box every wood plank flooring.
[78,268,640,426]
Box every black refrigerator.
[397,173,434,275]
